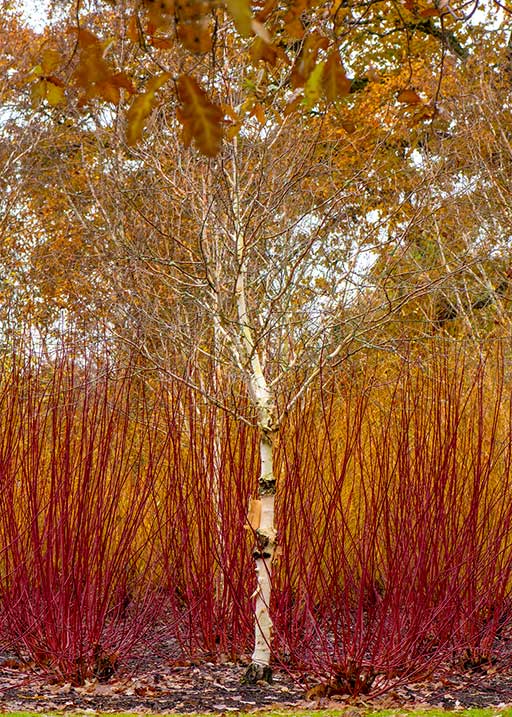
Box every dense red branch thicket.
[0,342,511,690]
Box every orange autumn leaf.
[397,88,422,104]
[174,0,213,52]
[283,0,308,38]
[177,21,213,53]
[150,35,174,49]
[175,0,210,21]
[250,36,285,65]
[255,0,277,22]
[74,29,134,104]
[177,75,224,157]
[340,116,356,133]
[251,102,266,125]
[143,0,174,28]
[127,14,140,42]
[323,50,351,102]
[290,31,329,88]
[126,72,171,145]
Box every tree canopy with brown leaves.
[10,0,507,156]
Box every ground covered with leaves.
[2,653,512,714]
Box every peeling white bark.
[251,491,276,666]
[230,140,277,677]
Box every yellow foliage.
[224,0,253,37]
[322,50,351,102]
[29,48,66,107]
[176,75,224,156]
[40,48,62,74]
[290,30,328,88]
[126,72,171,145]
[74,29,134,105]
[303,60,325,109]
[31,77,65,107]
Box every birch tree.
[95,97,475,681]
[5,0,512,681]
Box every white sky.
[19,0,51,31]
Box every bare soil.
[1,651,512,713]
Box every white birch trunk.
[242,349,277,682]
[242,350,277,683]
[250,437,276,670]
[229,140,277,682]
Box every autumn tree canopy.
[1,3,510,349]
[6,0,506,157]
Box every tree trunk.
[229,137,277,683]
[244,428,276,683]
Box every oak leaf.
[397,88,422,104]
[177,75,224,156]
[291,31,329,88]
[224,0,253,37]
[283,0,308,38]
[250,36,283,65]
[323,50,351,102]
[251,102,266,125]
[284,94,303,116]
[126,72,171,145]
[303,61,325,108]
[74,29,134,104]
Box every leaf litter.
[2,651,512,713]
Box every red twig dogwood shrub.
[273,343,512,693]
[2,339,512,692]
[0,350,164,684]
[149,368,256,659]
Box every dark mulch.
[2,653,512,713]
[0,659,304,713]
